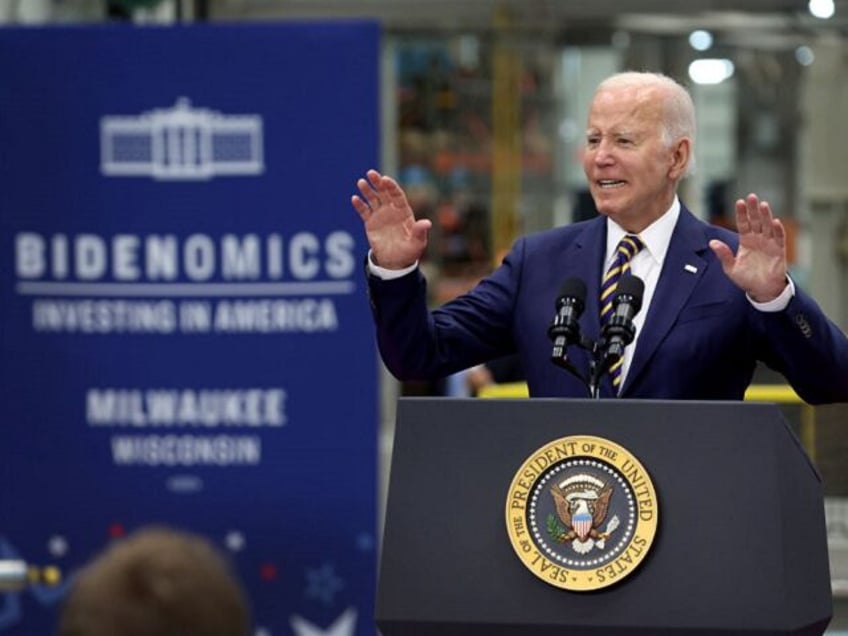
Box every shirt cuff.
[747,276,795,312]
[367,250,418,280]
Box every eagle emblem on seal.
[548,473,621,554]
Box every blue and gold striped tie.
[600,234,644,390]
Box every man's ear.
[668,137,692,180]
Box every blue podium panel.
[0,23,379,636]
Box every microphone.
[547,277,586,359]
[548,278,591,395]
[600,274,644,362]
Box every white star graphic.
[290,607,357,636]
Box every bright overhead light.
[688,30,713,52]
[795,46,815,66]
[808,0,835,19]
[688,59,735,85]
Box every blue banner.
[0,23,379,636]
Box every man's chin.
[593,205,616,219]
[589,193,618,218]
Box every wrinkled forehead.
[587,84,666,133]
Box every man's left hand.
[709,193,788,303]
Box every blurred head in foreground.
[59,526,250,636]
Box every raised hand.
[351,169,432,270]
[709,193,788,302]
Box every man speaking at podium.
[351,72,848,403]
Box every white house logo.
[100,98,264,181]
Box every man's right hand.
[351,169,432,270]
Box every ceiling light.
[795,46,815,66]
[688,30,713,52]
[688,59,735,85]
[808,0,835,19]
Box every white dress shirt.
[603,199,680,389]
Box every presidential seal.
[505,435,658,591]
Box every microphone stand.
[548,325,594,398]
[587,340,604,400]
[587,335,618,400]
[547,274,643,399]
[550,316,637,400]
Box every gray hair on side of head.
[597,71,697,176]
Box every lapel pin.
[684,264,698,274]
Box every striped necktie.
[600,234,644,390]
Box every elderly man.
[351,72,848,403]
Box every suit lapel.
[556,217,606,388]
[567,217,606,342]
[621,209,710,395]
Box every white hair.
[596,71,697,175]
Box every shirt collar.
[605,196,680,267]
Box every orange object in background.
[711,215,797,265]
[782,217,797,265]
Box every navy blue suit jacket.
[367,207,848,403]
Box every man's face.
[582,85,686,232]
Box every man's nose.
[593,140,615,164]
